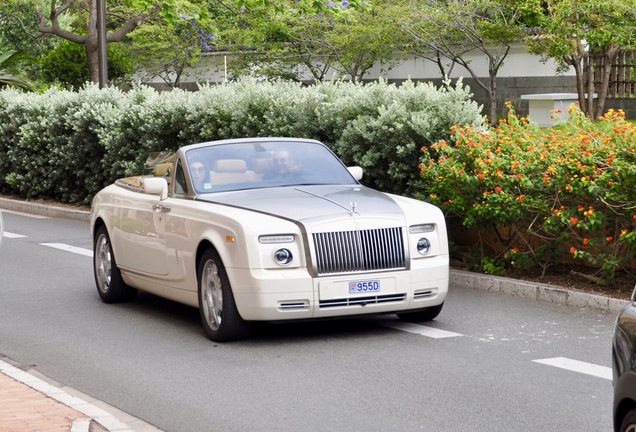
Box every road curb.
[451,268,630,315]
[0,197,90,222]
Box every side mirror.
[347,166,364,181]
[142,177,168,201]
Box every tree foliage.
[217,0,400,82]
[40,40,132,90]
[127,11,216,88]
[4,0,213,85]
[394,0,542,124]
[526,0,636,119]
[0,50,37,91]
[3,0,363,88]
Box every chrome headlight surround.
[274,248,293,266]
[258,234,298,267]
[416,237,431,255]
[409,224,435,256]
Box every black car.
[613,286,636,432]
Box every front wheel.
[620,408,636,432]
[396,302,444,322]
[93,225,137,303]
[198,248,251,342]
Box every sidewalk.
[0,358,119,432]
[1,372,89,432]
[0,197,631,432]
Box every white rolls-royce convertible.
[90,138,449,341]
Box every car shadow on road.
[110,290,397,344]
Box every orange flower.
[570,217,578,225]
[606,236,613,242]
[569,247,576,254]
[583,238,589,245]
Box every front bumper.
[228,255,449,321]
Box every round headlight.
[274,248,293,265]
[417,238,431,255]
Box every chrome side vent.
[414,289,436,300]
[319,293,406,308]
[312,228,405,275]
[278,300,310,310]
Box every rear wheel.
[198,248,251,342]
[620,408,636,432]
[396,302,444,322]
[93,225,137,303]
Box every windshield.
[185,141,357,194]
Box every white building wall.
[137,43,574,87]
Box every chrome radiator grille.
[312,227,406,275]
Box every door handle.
[153,204,171,212]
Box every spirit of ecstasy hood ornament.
[293,187,360,216]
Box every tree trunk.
[564,55,587,115]
[585,52,595,117]
[593,45,620,120]
[85,40,100,84]
[488,70,497,126]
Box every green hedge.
[0,78,483,204]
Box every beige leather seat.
[210,159,256,185]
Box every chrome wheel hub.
[95,234,112,293]
[202,259,223,330]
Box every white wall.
[136,43,574,86]
[366,44,574,81]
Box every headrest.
[213,159,247,173]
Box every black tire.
[396,302,444,322]
[620,408,636,432]
[197,248,251,342]
[93,225,137,303]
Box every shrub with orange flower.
[418,103,636,285]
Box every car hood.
[198,185,403,222]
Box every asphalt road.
[0,210,616,431]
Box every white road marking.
[380,321,463,338]
[0,209,49,218]
[532,357,612,380]
[3,231,27,238]
[40,243,93,257]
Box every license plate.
[349,280,380,294]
